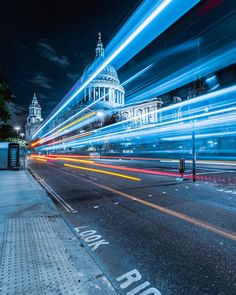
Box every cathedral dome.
[82,60,119,84]
[81,33,125,106]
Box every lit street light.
[97,111,104,128]
[97,111,104,117]
[14,126,21,136]
[20,133,25,139]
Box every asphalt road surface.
[29,157,236,295]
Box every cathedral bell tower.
[25,93,43,141]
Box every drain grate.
[0,217,82,295]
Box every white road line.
[29,168,75,213]
[89,177,98,181]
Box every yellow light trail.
[30,157,47,162]
[53,157,94,164]
[64,163,141,181]
[47,132,92,146]
[57,112,96,133]
[62,168,236,242]
[31,113,95,147]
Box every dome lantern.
[95,32,104,58]
[82,33,125,106]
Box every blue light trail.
[32,0,200,139]
[35,85,236,154]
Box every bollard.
[179,158,185,178]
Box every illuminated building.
[82,33,125,106]
[25,94,43,140]
[49,33,125,130]
[119,98,164,126]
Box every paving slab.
[0,170,117,295]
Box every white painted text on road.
[116,269,161,295]
[74,226,109,251]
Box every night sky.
[0,0,141,124]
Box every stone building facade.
[25,94,43,140]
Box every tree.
[0,124,16,139]
[0,69,12,123]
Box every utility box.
[8,143,20,169]
[0,142,20,170]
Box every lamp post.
[20,133,25,139]
[192,121,196,182]
[14,126,21,136]
[97,111,104,127]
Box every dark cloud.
[0,0,141,117]
[36,41,70,68]
[37,93,50,100]
[28,73,52,89]
[7,101,26,127]
[67,72,80,81]
[13,40,28,51]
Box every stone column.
[88,88,90,101]
[117,91,119,104]
[93,88,96,100]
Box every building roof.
[81,33,121,86]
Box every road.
[29,156,236,295]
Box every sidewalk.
[0,170,117,295]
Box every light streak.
[42,109,236,151]
[35,85,236,150]
[46,132,92,146]
[41,154,183,177]
[37,63,154,141]
[127,46,236,104]
[64,163,141,181]
[61,168,236,242]
[162,131,236,141]
[122,64,153,86]
[57,112,96,133]
[30,156,47,162]
[32,0,200,139]
[93,85,236,135]
[34,113,95,147]
[49,157,94,165]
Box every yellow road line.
[64,163,141,181]
[62,166,236,242]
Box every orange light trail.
[31,113,95,147]
[64,170,236,242]
[47,132,92,146]
[43,155,182,177]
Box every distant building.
[25,94,43,140]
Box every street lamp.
[97,111,104,117]
[97,111,104,128]
[14,126,21,136]
[20,133,25,139]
